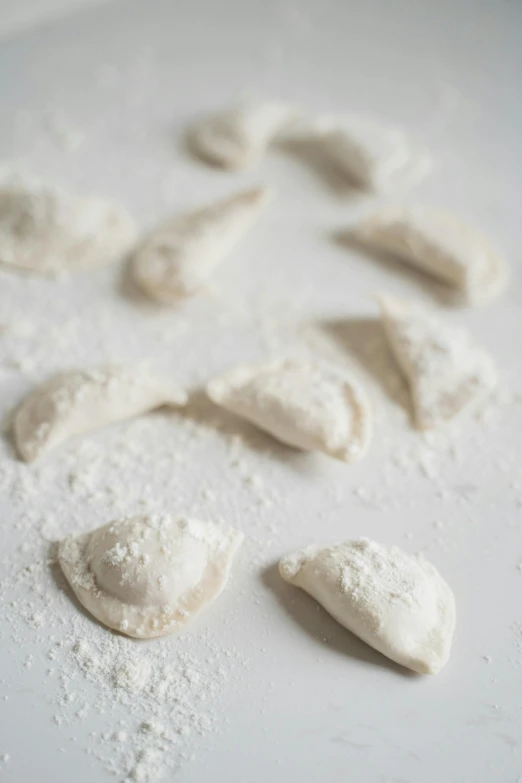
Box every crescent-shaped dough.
[353,206,507,304]
[378,292,497,429]
[311,115,431,192]
[189,100,298,169]
[207,358,372,462]
[131,187,271,303]
[58,515,243,638]
[280,537,455,675]
[14,365,187,461]
[0,176,135,274]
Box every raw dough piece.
[131,187,270,303]
[0,176,135,274]
[207,358,372,462]
[378,292,497,429]
[14,365,187,461]
[279,537,455,675]
[189,99,298,169]
[58,515,243,638]
[353,206,506,304]
[310,116,431,192]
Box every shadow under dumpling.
[276,137,364,198]
[173,389,323,475]
[332,230,464,307]
[317,316,411,417]
[262,563,414,676]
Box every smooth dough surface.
[0,176,135,274]
[378,292,497,430]
[279,537,455,675]
[189,99,298,169]
[353,206,507,304]
[58,515,243,638]
[310,115,431,192]
[131,187,270,303]
[14,365,187,461]
[207,358,372,462]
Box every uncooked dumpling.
[378,292,497,429]
[14,365,187,461]
[189,99,298,169]
[207,358,372,462]
[131,187,271,303]
[279,537,455,675]
[0,176,135,274]
[310,116,431,192]
[353,206,506,304]
[58,515,243,638]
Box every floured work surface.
[0,1,522,782]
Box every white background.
[0,1,521,781]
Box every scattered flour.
[0,380,293,781]
[0,145,520,780]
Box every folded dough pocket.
[353,206,507,304]
[0,176,135,274]
[377,292,497,430]
[131,187,271,303]
[207,358,372,462]
[189,99,298,170]
[279,537,455,675]
[58,515,243,638]
[308,115,431,192]
[14,365,187,461]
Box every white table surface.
[1,1,522,781]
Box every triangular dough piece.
[58,515,243,638]
[378,293,497,429]
[189,100,298,169]
[310,116,431,192]
[353,206,507,304]
[0,176,135,274]
[279,537,455,675]
[131,187,271,303]
[14,365,187,461]
[207,358,372,462]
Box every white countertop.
[0,1,521,781]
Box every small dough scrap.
[207,358,372,462]
[310,116,431,192]
[58,515,243,638]
[353,206,507,304]
[279,537,455,675]
[378,292,497,429]
[189,100,298,169]
[14,365,187,461]
[0,176,135,274]
[131,187,270,303]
